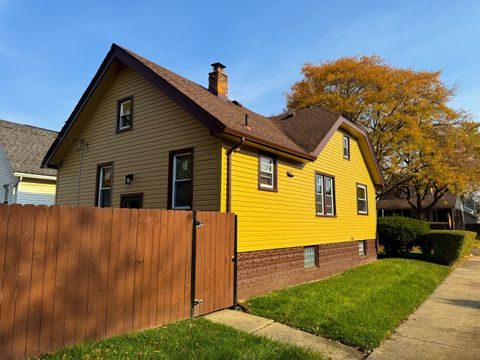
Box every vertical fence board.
[124,209,138,333]
[133,210,145,330]
[140,210,153,329]
[148,210,160,327]
[85,208,102,341]
[0,205,23,355]
[39,206,60,354]
[62,206,78,347]
[156,211,168,325]
[106,209,121,337]
[0,204,11,316]
[95,208,112,340]
[12,205,36,358]
[162,210,174,324]
[25,206,48,357]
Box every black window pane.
[175,181,192,208]
[100,189,111,207]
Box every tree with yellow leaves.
[287,56,480,219]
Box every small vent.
[232,100,243,107]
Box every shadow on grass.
[377,252,437,263]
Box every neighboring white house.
[0,119,57,205]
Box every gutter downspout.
[226,137,245,212]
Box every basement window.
[359,240,367,256]
[117,96,133,132]
[304,246,318,268]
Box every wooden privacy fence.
[0,204,236,359]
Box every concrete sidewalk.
[368,257,480,360]
[204,309,363,360]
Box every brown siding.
[56,62,221,210]
[237,239,377,299]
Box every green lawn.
[246,258,450,351]
[37,318,323,360]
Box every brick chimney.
[208,62,228,97]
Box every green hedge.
[421,230,477,265]
[378,216,430,255]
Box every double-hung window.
[96,164,113,207]
[117,97,133,131]
[258,153,277,191]
[343,135,350,159]
[315,173,335,216]
[170,150,193,209]
[357,183,368,214]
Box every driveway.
[368,256,480,360]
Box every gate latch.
[193,299,203,306]
[195,220,204,228]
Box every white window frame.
[259,154,275,190]
[118,98,133,131]
[172,152,193,210]
[343,135,350,159]
[357,184,368,215]
[97,165,113,207]
[325,176,335,216]
[304,246,317,268]
[359,240,366,256]
[315,174,324,215]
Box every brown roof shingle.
[121,46,307,155]
[0,119,57,177]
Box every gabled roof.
[0,119,57,177]
[42,44,384,186]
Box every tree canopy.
[287,55,480,218]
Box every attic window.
[117,96,133,132]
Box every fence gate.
[192,211,237,317]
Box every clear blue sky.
[0,0,479,131]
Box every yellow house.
[0,119,57,206]
[42,44,384,298]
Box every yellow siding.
[56,63,222,210]
[222,131,377,252]
[18,179,56,194]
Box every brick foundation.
[237,239,377,299]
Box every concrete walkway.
[368,256,480,360]
[204,309,363,360]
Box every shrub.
[421,230,477,265]
[378,216,430,255]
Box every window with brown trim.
[96,163,113,207]
[117,96,133,132]
[258,152,277,191]
[315,172,335,216]
[343,135,350,159]
[357,183,368,215]
[168,148,193,209]
[120,193,144,209]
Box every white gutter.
[14,172,57,181]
